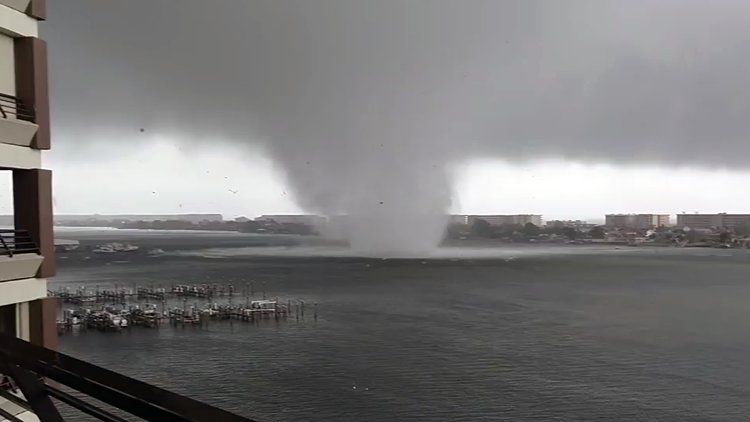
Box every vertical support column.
[14,37,50,149]
[29,297,56,350]
[0,304,16,337]
[15,301,30,341]
[26,0,47,21]
[13,168,55,278]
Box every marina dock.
[53,282,316,335]
[52,281,267,304]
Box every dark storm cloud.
[44,0,750,252]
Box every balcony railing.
[0,332,258,422]
[0,93,35,123]
[0,230,41,257]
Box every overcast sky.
[5,0,750,223]
[4,144,749,222]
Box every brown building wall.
[13,168,55,278]
[29,297,56,350]
[1,0,53,351]
[14,36,50,149]
[26,0,46,20]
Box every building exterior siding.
[0,0,55,351]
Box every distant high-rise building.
[467,215,542,227]
[546,220,596,230]
[605,214,670,229]
[719,214,750,229]
[605,214,637,228]
[635,214,670,229]
[677,213,750,229]
[449,215,469,225]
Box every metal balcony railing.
[0,332,258,422]
[0,230,41,257]
[0,93,35,123]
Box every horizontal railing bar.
[0,229,40,255]
[0,110,33,115]
[0,334,258,422]
[36,362,203,422]
[0,113,34,118]
[0,99,30,106]
[46,384,131,422]
[0,253,42,257]
[0,243,37,246]
[0,387,32,413]
[0,348,186,422]
[0,361,64,422]
[0,113,35,119]
[0,93,35,122]
[0,405,24,422]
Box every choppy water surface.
[52,235,750,421]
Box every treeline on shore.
[445,220,600,242]
[449,219,750,246]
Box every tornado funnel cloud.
[266,134,460,256]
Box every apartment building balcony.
[0,93,38,149]
[0,230,43,283]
